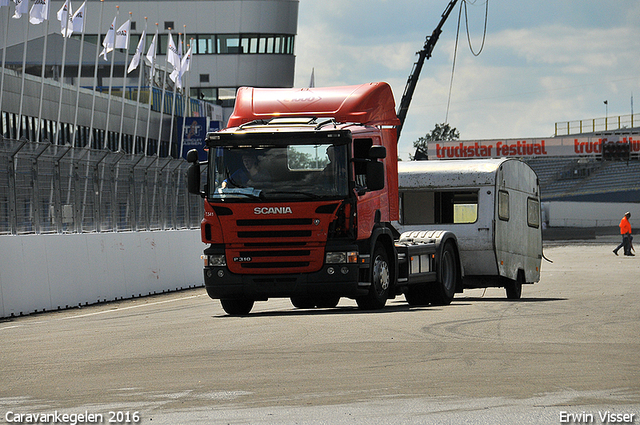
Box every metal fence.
[555,113,640,136]
[1,137,204,235]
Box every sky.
[293,0,640,160]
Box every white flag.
[169,68,179,84]
[70,1,85,34]
[178,45,192,89]
[127,29,146,74]
[101,16,116,60]
[181,45,192,74]
[167,33,180,70]
[13,0,29,19]
[145,32,157,80]
[29,0,50,25]
[115,19,130,50]
[56,0,71,36]
[170,44,192,89]
[145,32,157,67]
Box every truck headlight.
[325,251,358,264]
[202,254,226,267]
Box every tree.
[411,123,460,160]
[287,147,328,169]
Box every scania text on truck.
[187,83,464,315]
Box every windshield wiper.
[216,188,263,199]
[262,190,322,199]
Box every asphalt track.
[1,238,638,424]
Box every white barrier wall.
[0,230,205,318]
[543,202,640,228]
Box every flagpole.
[144,23,158,155]
[103,5,119,150]
[35,1,52,144]
[72,1,86,147]
[168,32,181,158]
[180,37,193,160]
[55,0,71,145]
[155,60,168,157]
[17,6,30,139]
[132,17,147,154]
[117,11,131,152]
[0,6,11,118]
[178,29,188,157]
[156,29,172,157]
[88,0,105,149]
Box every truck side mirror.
[186,149,199,163]
[186,149,202,195]
[369,145,386,159]
[366,161,385,191]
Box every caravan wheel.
[505,272,524,300]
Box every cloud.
[295,1,640,159]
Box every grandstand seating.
[524,157,640,202]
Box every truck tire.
[356,243,390,310]
[430,241,457,306]
[290,296,340,309]
[290,296,316,309]
[405,283,430,306]
[315,296,340,308]
[220,298,254,315]
[505,271,524,300]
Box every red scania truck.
[187,82,463,315]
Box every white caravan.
[394,158,542,299]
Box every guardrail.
[555,113,639,136]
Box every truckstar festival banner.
[427,135,640,159]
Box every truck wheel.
[405,284,430,306]
[431,241,457,306]
[356,244,390,310]
[290,296,316,309]
[505,272,524,300]
[291,296,339,309]
[315,296,340,308]
[220,298,254,315]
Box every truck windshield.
[208,143,349,200]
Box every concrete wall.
[0,230,205,318]
[543,202,640,228]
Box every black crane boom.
[396,0,459,140]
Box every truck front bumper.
[203,263,368,300]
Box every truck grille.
[241,261,310,269]
[225,217,324,274]
[237,230,312,238]
[237,218,312,226]
[238,249,311,257]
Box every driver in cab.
[221,153,270,188]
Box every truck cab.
[188,83,412,314]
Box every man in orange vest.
[613,212,634,256]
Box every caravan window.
[527,198,540,228]
[401,190,478,225]
[498,190,509,221]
